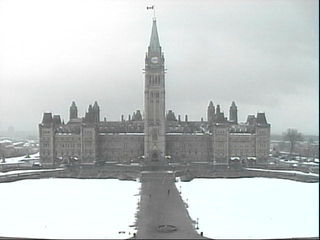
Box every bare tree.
[283,129,303,157]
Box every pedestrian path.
[136,171,206,239]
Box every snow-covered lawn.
[176,178,319,239]
[0,179,140,239]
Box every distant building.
[39,18,270,166]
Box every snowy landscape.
[0,177,318,239]
[177,178,319,239]
[0,179,140,239]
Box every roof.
[149,20,161,53]
[42,112,53,124]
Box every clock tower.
[144,19,166,161]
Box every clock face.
[151,57,158,64]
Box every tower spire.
[149,18,161,53]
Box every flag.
[146,5,154,10]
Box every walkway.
[136,171,205,239]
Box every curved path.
[136,171,206,239]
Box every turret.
[42,112,53,125]
[39,112,55,165]
[93,101,100,123]
[132,112,136,121]
[229,101,238,124]
[256,112,268,125]
[216,104,221,114]
[53,115,62,126]
[135,110,142,121]
[255,112,271,164]
[166,110,177,121]
[216,112,226,123]
[246,115,256,125]
[207,101,215,123]
[69,101,78,120]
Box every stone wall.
[55,133,81,160]
[166,134,211,163]
[98,134,144,162]
[229,133,255,158]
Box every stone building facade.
[39,19,270,166]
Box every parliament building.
[39,19,271,167]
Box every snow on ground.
[1,152,39,164]
[0,168,64,176]
[0,179,140,239]
[176,178,319,239]
[246,168,319,177]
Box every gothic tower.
[144,19,166,161]
[93,101,100,123]
[229,101,238,124]
[207,101,215,123]
[69,101,78,120]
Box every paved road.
[136,171,205,239]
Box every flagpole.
[147,5,156,20]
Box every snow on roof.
[279,159,298,164]
[166,132,206,136]
[2,152,40,164]
[230,133,252,136]
[300,162,318,166]
[246,168,319,177]
[0,168,64,176]
[104,133,144,136]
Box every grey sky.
[0,0,318,135]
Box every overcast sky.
[0,0,318,135]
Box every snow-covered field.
[0,179,140,239]
[0,177,318,239]
[177,178,319,239]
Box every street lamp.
[196,218,199,230]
